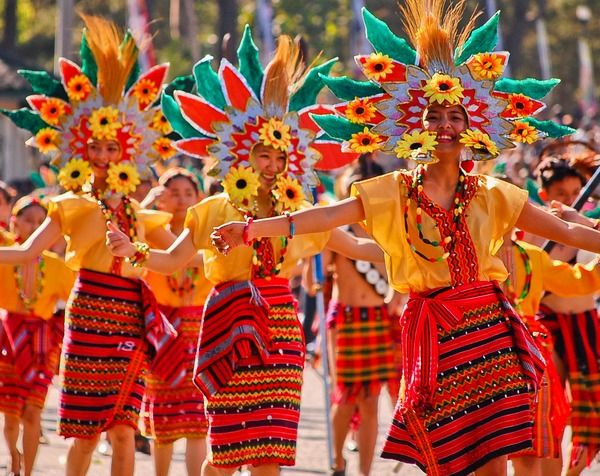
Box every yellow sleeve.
[486,177,528,243]
[47,192,96,236]
[539,247,600,296]
[136,208,172,236]
[184,194,232,251]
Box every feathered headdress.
[1,16,173,196]
[162,27,359,213]
[313,0,574,164]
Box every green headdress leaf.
[18,70,68,101]
[310,114,364,141]
[289,58,336,112]
[495,78,560,100]
[320,75,382,101]
[523,117,575,138]
[193,55,226,110]
[0,108,50,134]
[362,7,417,64]
[161,91,206,140]
[454,12,500,66]
[164,75,195,96]
[80,32,98,85]
[237,25,263,99]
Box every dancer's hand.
[550,200,594,227]
[105,222,136,258]
[211,221,246,254]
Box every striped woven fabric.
[382,281,543,476]
[201,277,304,468]
[327,302,399,404]
[142,305,208,446]
[0,311,62,416]
[537,305,600,465]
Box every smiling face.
[86,139,122,179]
[12,205,47,241]
[422,104,468,161]
[250,143,287,192]
[160,176,200,216]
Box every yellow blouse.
[0,250,75,318]
[509,241,600,317]
[145,268,213,307]
[351,171,528,293]
[184,193,331,284]
[47,192,171,277]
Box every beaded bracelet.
[284,212,295,239]
[127,241,150,268]
[242,216,254,246]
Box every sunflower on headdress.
[57,158,92,190]
[348,127,383,154]
[66,74,93,102]
[106,161,141,195]
[151,111,172,135]
[39,99,68,126]
[345,98,378,124]
[510,121,539,144]
[422,73,465,105]
[223,166,260,206]
[467,53,505,81]
[274,175,305,212]
[258,118,292,151]
[362,53,394,82]
[504,94,538,118]
[35,128,59,153]
[89,106,122,141]
[153,137,177,160]
[459,129,499,157]
[131,79,159,107]
[394,131,438,160]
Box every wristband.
[127,241,150,268]
[284,212,295,239]
[242,216,254,246]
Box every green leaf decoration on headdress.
[164,75,195,97]
[193,55,227,110]
[320,75,383,101]
[495,78,560,100]
[80,32,98,85]
[0,108,51,134]
[523,117,575,138]
[454,12,499,66]
[310,114,364,141]
[161,90,206,140]
[289,58,336,112]
[123,32,141,91]
[18,70,68,101]
[362,7,417,64]
[237,25,263,99]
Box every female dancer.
[207,2,600,474]
[0,16,184,476]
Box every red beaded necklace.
[167,268,200,298]
[14,255,45,313]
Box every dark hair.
[535,157,586,190]
[158,168,200,194]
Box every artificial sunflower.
[348,127,383,153]
[66,74,93,102]
[467,53,505,81]
[459,129,499,157]
[39,98,68,126]
[422,73,464,105]
[504,94,538,118]
[274,175,305,212]
[510,121,539,144]
[106,161,141,195]
[223,165,260,206]
[394,130,438,160]
[35,128,59,154]
[89,106,122,141]
[131,78,159,106]
[345,98,378,124]
[362,53,394,82]
[258,118,292,151]
[57,158,92,190]
[153,138,177,160]
[151,111,172,135]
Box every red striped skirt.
[382,281,543,476]
[537,306,600,465]
[142,305,208,445]
[58,269,149,438]
[202,278,304,468]
[327,302,399,404]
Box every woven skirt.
[58,269,148,438]
[204,278,304,468]
[142,305,208,445]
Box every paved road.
[2,368,600,475]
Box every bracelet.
[284,212,295,239]
[127,241,150,268]
[242,216,254,246]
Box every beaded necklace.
[404,166,466,263]
[14,255,45,312]
[92,189,138,242]
[167,268,200,298]
[503,240,532,308]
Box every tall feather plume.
[262,36,305,114]
[80,14,138,105]
[399,0,479,71]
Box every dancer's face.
[12,205,46,241]
[251,143,287,192]
[160,176,200,215]
[86,139,122,179]
[423,104,468,161]
[542,176,582,206]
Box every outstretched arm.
[0,217,61,264]
[326,228,384,263]
[516,201,600,253]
